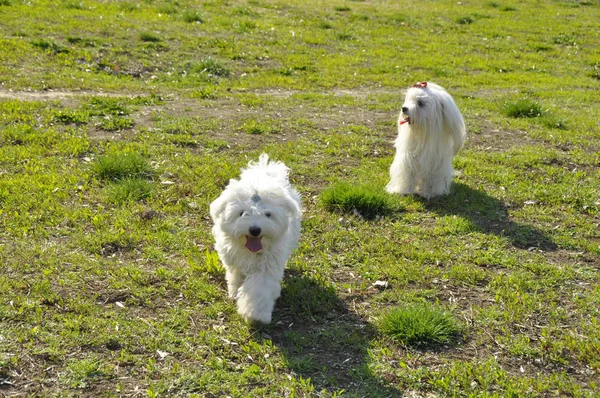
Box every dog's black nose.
[401,106,409,114]
[249,226,261,237]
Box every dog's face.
[398,82,465,149]
[211,184,294,253]
[399,85,445,128]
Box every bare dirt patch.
[0,89,128,103]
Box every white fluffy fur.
[210,154,302,324]
[386,82,466,199]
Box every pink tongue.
[399,118,410,125]
[245,236,263,252]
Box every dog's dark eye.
[239,211,245,217]
[417,100,425,107]
[265,212,271,218]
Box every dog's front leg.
[386,154,416,195]
[236,271,282,324]
[225,266,244,299]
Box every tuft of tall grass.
[193,58,230,77]
[503,99,543,118]
[98,116,134,131]
[86,97,130,116]
[31,39,69,54]
[140,32,161,42]
[108,178,154,204]
[456,16,474,24]
[242,119,277,135]
[540,115,568,130]
[52,110,89,125]
[183,10,204,23]
[320,182,394,219]
[380,303,463,347]
[64,1,87,10]
[553,34,577,46]
[590,62,600,80]
[93,152,154,181]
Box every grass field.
[1,0,599,396]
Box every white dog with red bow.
[386,82,467,199]
[210,154,302,324]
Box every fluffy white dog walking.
[210,154,302,324]
[386,82,466,199]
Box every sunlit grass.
[380,303,464,347]
[320,182,395,219]
[93,152,154,181]
[503,99,543,118]
[0,0,598,396]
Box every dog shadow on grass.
[252,270,402,397]
[423,182,556,251]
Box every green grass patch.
[590,62,600,80]
[86,97,130,116]
[456,16,474,25]
[380,303,464,347]
[242,119,276,135]
[31,39,69,54]
[52,109,89,125]
[64,1,87,10]
[320,182,394,219]
[336,32,354,41]
[107,178,155,204]
[98,116,134,131]
[503,98,543,118]
[183,10,205,23]
[278,273,343,320]
[191,58,230,77]
[553,33,577,46]
[93,152,154,181]
[64,357,113,389]
[540,115,568,130]
[140,32,161,42]
[1,0,599,396]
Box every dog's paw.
[386,179,416,195]
[238,306,272,324]
[236,291,274,324]
[386,185,414,195]
[227,288,238,300]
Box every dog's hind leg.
[236,272,282,324]
[418,170,452,199]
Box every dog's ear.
[209,179,238,221]
[209,193,228,221]
[281,189,302,219]
[442,98,467,155]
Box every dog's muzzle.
[399,107,410,125]
[245,236,263,252]
[246,226,263,252]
